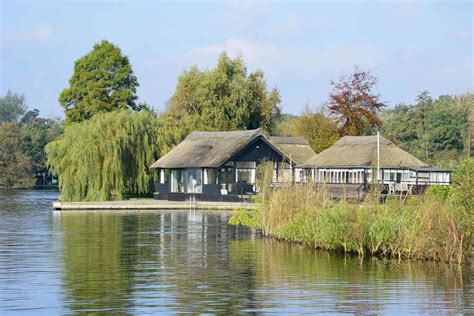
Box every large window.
[236,169,255,184]
[170,170,184,193]
[185,169,202,193]
[170,169,202,193]
[205,169,217,184]
[160,169,170,184]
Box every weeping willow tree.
[46,110,161,201]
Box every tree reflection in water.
[57,211,472,314]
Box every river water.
[0,190,472,315]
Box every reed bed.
[230,163,472,265]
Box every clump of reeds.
[230,162,472,265]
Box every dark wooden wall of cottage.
[231,137,284,163]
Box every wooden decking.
[52,199,255,211]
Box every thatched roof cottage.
[302,135,450,195]
[151,128,310,201]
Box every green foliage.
[229,208,260,228]
[273,113,297,136]
[275,108,339,153]
[59,40,140,124]
[20,111,63,172]
[0,91,64,186]
[0,122,35,188]
[46,110,160,201]
[450,158,474,213]
[166,52,281,133]
[425,185,453,202]
[0,90,27,125]
[233,181,472,264]
[382,92,470,163]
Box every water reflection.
[58,211,259,314]
[0,190,471,314]
[56,210,472,315]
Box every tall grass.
[230,162,472,265]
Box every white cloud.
[208,2,329,38]
[185,38,280,68]
[179,38,386,78]
[137,37,389,112]
[5,23,55,45]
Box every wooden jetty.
[53,199,255,211]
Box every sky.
[1,1,472,118]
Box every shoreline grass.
[230,162,473,265]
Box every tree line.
[1,39,472,199]
[0,92,62,187]
[275,90,473,161]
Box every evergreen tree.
[382,92,469,163]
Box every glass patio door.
[184,169,202,193]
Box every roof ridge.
[186,128,263,139]
[269,136,309,145]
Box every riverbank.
[53,199,255,211]
[230,186,472,264]
[228,161,473,265]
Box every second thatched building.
[301,135,450,196]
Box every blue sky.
[1,1,472,118]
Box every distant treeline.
[1,39,472,196]
[382,92,472,164]
[0,92,62,188]
[274,91,473,165]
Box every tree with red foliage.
[327,67,385,136]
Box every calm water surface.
[0,190,472,315]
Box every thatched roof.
[302,135,427,168]
[270,137,316,164]
[151,128,288,169]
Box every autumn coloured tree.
[327,67,385,136]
